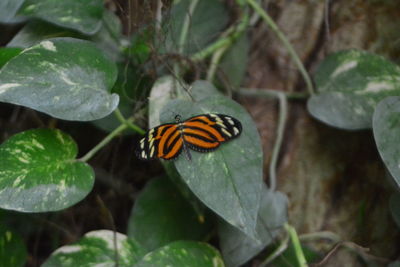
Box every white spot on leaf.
[360,81,395,94]
[40,41,57,52]
[331,60,358,78]
[0,83,21,94]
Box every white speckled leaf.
[0,0,25,23]
[135,241,224,267]
[42,230,145,267]
[0,37,119,121]
[0,224,27,267]
[127,177,211,252]
[8,10,122,62]
[373,96,400,188]
[160,82,263,240]
[0,129,94,212]
[219,186,288,267]
[18,0,103,35]
[308,50,400,130]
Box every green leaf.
[159,0,229,55]
[134,241,225,267]
[7,10,122,61]
[0,0,25,23]
[0,224,27,267]
[372,96,400,188]
[218,33,250,89]
[0,48,22,69]
[127,177,211,252]
[308,50,400,130]
[219,186,288,267]
[0,37,119,121]
[42,230,145,267]
[160,81,263,240]
[18,0,104,35]
[390,193,400,228]
[0,128,94,212]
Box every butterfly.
[136,113,242,160]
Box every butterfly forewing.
[136,113,242,160]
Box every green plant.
[0,0,399,266]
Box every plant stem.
[238,88,288,191]
[191,12,249,62]
[238,88,309,100]
[246,0,315,95]
[285,223,308,267]
[206,11,250,82]
[79,123,128,162]
[114,108,145,135]
[259,234,290,267]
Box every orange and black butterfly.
[136,113,242,160]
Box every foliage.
[0,0,398,266]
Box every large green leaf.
[7,10,122,61]
[0,0,25,23]
[0,224,27,267]
[0,37,119,121]
[134,241,224,267]
[218,186,288,267]
[18,0,104,35]
[372,96,400,188]
[0,129,94,212]
[127,177,211,252]
[42,230,145,267]
[0,48,22,69]
[159,81,263,240]
[308,50,400,130]
[159,0,229,55]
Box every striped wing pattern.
[136,114,242,160]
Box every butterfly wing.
[136,123,183,160]
[182,114,242,152]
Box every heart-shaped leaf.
[18,0,104,35]
[42,230,145,267]
[0,0,25,23]
[0,37,119,121]
[0,224,27,267]
[373,96,400,188]
[308,50,400,130]
[159,81,263,240]
[159,0,229,55]
[218,186,288,267]
[134,241,224,267]
[0,128,94,212]
[127,177,211,252]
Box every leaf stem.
[238,88,288,191]
[206,11,250,81]
[259,234,290,267]
[114,108,145,135]
[284,223,308,267]
[191,11,249,62]
[79,123,128,162]
[238,88,309,100]
[246,0,315,95]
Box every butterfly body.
[136,113,242,160]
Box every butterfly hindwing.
[136,123,183,160]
